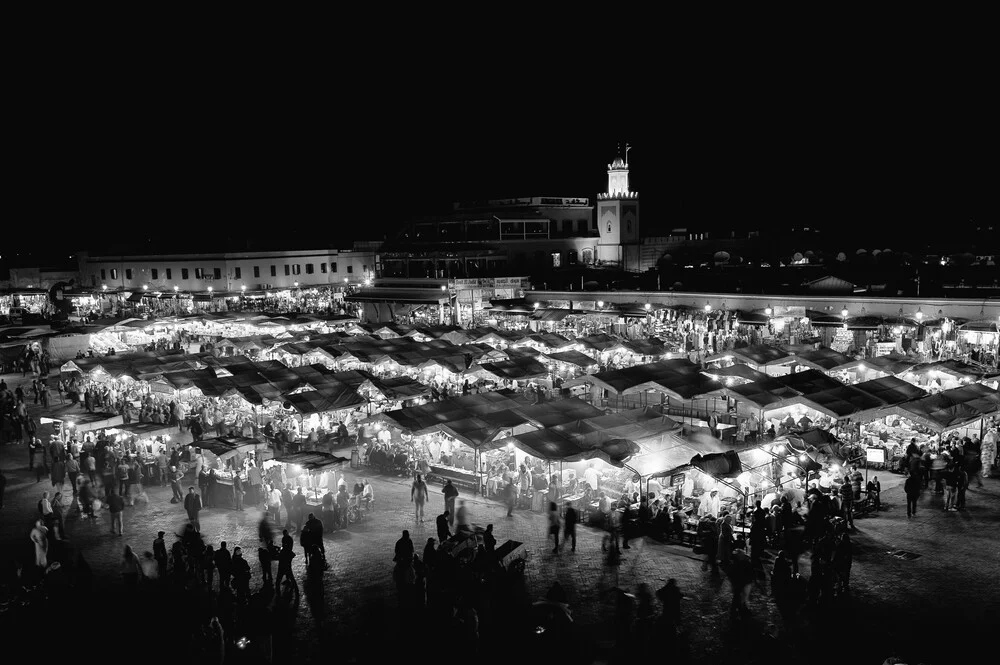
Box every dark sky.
[11,73,993,259]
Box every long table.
[428,464,486,492]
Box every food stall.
[194,436,273,507]
[263,451,350,505]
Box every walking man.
[153,531,168,579]
[184,486,203,533]
[443,479,459,527]
[233,472,244,511]
[562,501,578,553]
[411,473,429,523]
[904,470,921,518]
[108,489,125,536]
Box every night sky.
[11,81,991,261]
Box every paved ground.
[2,370,999,664]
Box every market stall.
[193,436,273,507]
[263,451,350,505]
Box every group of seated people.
[364,442,412,474]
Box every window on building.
[182,268,189,280]
[253,266,260,278]
[292,264,301,275]
[567,250,578,265]
[347,265,353,273]
[577,219,587,233]
[110,268,118,280]
[151,268,158,280]
[320,263,327,273]
[125,268,132,280]
[101,269,107,280]
[331,262,338,273]
[195,268,203,279]
[551,253,561,268]
[284,265,290,276]
[270,265,276,277]
[581,248,594,265]
[305,263,314,274]
[362,264,367,273]
[234,267,241,279]
[214,267,222,280]
[165,268,172,280]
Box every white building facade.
[78,247,378,293]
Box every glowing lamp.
[440,284,446,291]
[704,302,712,312]
[142,285,148,291]
[841,308,849,318]
[533,302,540,309]
[241,285,246,291]
[915,309,923,321]
[294,281,299,287]
[765,306,773,316]
[174,285,179,292]
[597,301,604,308]
[799,454,807,462]
[102,284,107,291]
[644,303,651,311]
[207,286,213,292]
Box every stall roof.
[544,349,599,369]
[530,308,572,322]
[835,355,918,376]
[575,333,626,352]
[625,435,724,479]
[372,376,432,401]
[194,436,267,461]
[40,406,123,432]
[906,359,987,381]
[271,451,349,473]
[562,359,725,401]
[852,376,928,407]
[346,288,448,304]
[705,345,793,367]
[728,378,801,408]
[703,363,770,383]
[773,369,845,395]
[468,357,550,381]
[779,385,886,419]
[282,383,367,414]
[503,428,639,466]
[111,422,176,437]
[886,384,1000,432]
[517,332,574,350]
[621,339,668,357]
[788,347,854,371]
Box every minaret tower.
[596,144,641,269]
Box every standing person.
[258,538,274,585]
[563,501,578,553]
[839,476,856,530]
[231,547,251,602]
[436,510,451,543]
[727,545,754,619]
[548,501,561,553]
[394,529,414,563]
[275,541,296,589]
[206,469,218,510]
[51,455,66,491]
[169,467,184,503]
[698,514,718,572]
[83,451,97,486]
[281,484,293,531]
[904,470,921,518]
[233,472,245,511]
[443,479,459,526]
[215,541,233,590]
[153,531,168,579]
[31,519,49,569]
[866,476,882,511]
[411,473,429,523]
[121,545,141,588]
[944,464,958,511]
[65,455,80,496]
[269,484,283,524]
[503,479,517,517]
[955,465,969,511]
[108,489,125,536]
[184,487,203,533]
[717,514,734,568]
[292,487,307,533]
[116,456,130,496]
[455,499,470,533]
[980,427,997,484]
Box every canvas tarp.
[887,384,1000,433]
[563,359,725,401]
[45,334,92,363]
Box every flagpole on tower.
[625,143,631,167]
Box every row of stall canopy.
[563,353,1000,435]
